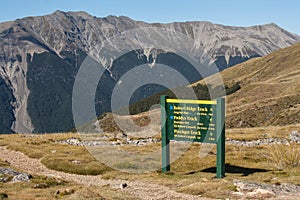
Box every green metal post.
[161,95,170,173]
[216,98,225,178]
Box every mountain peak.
[267,22,279,26]
[51,10,94,20]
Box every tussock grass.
[0,159,9,167]
[266,144,300,170]
[226,124,300,141]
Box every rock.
[0,167,32,183]
[12,173,32,182]
[63,188,74,195]
[116,133,127,139]
[232,191,245,197]
[255,188,276,198]
[112,141,121,146]
[234,179,300,198]
[227,138,289,146]
[234,180,255,192]
[57,136,159,147]
[67,138,81,145]
[246,189,275,199]
[0,167,19,176]
[246,191,258,198]
[289,130,300,143]
[71,160,81,165]
[0,176,11,183]
[120,183,128,189]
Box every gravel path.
[0,146,209,200]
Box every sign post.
[216,98,225,178]
[161,95,170,172]
[161,96,225,178]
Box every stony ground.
[57,130,300,147]
[232,180,300,199]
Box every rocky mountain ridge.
[0,10,299,133]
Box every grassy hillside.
[193,42,300,128]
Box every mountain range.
[0,10,299,133]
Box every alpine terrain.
[0,10,299,133]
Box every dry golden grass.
[0,175,137,200]
[0,125,299,199]
[226,124,300,140]
[0,134,112,175]
[0,159,9,167]
[191,42,300,128]
[266,144,300,170]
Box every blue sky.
[1,0,299,34]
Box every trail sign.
[160,96,225,178]
[165,98,217,143]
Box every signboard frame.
[160,95,225,178]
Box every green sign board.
[166,99,217,143]
[161,96,225,178]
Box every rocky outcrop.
[233,179,300,199]
[0,167,32,182]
